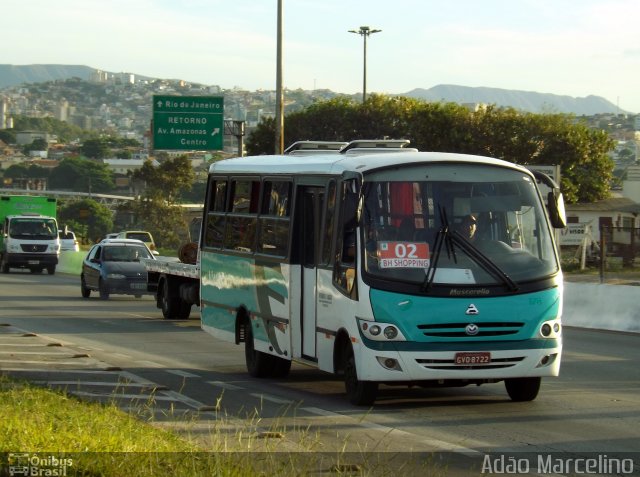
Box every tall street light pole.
[275,0,284,154]
[348,26,381,103]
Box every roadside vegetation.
[247,95,615,204]
[0,376,220,476]
[1,375,425,476]
[0,376,284,475]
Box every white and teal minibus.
[199,142,567,405]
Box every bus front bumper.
[356,340,562,382]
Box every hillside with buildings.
[0,67,638,201]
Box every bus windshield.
[361,163,558,288]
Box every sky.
[4,0,640,113]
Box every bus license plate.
[454,352,491,365]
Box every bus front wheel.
[505,377,541,402]
[343,344,378,406]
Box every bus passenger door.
[299,186,323,360]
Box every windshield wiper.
[449,230,519,292]
[422,206,456,292]
[422,206,519,292]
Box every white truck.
[0,195,60,274]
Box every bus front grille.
[417,322,524,338]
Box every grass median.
[0,376,310,476]
[1,376,431,476]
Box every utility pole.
[275,0,284,154]
[348,26,381,103]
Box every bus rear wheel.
[505,377,541,402]
[343,344,378,406]
[244,320,273,378]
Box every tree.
[0,130,16,144]
[133,156,195,203]
[12,115,89,143]
[246,116,276,155]
[22,138,49,155]
[468,109,614,203]
[130,156,195,249]
[246,95,615,203]
[81,138,111,159]
[3,164,31,179]
[58,199,113,243]
[179,180,207,203]
[3,163,49,180]
[49,157,114,192]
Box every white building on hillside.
[103,158,159,175]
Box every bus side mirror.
[547,189,567,229]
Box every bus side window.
[203,177,227,249]
[333,179,358,298]
[320,180,337,266]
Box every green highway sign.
[152,95,224,151]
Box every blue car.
[81,238,155,299]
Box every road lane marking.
[250,393,294,405]
[71,391,183,401]
[207,381,244,391]
[32,381,168,390]
[162,389,214,410]
[563,351,626,362]
[0,359,101,366]
[0,369,122,375]
[0,351,76,355]
[135,360,164,368]
[118,371,159,385]
[166,369,200,378]
[0,343,59,347]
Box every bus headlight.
[539,319,561,338]
[359,319,406,341]
[383,326,398,339]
